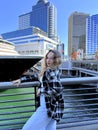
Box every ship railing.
[0,77,98,130]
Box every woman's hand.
[37,88,41,96]
[12,79,21,87]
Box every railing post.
[34,86,37,110]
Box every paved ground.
[60,125,98,130]
[57,120,98,130]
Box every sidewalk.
[62,124,98,130]
[57,119,98,130]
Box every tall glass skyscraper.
[1,0,59,56]
[86,14,98,55]
[19,0,57,40]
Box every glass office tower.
[19,0,57,40]
[86,14,98,55]
[1,0,59,56]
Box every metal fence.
[0,82,39,130]
[0,79,98,130]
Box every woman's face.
[46,51,54,67]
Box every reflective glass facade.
[19,0,57,40]
[2,28,33,39]
[1,0,58,56]
[86,14,98,55]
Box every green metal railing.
[0,82,39,130]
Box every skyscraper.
[68,11,89,56]
[86,14,98,55]
[1,0,59,56]
[19,0,57,41]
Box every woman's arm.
[12,73,40,86]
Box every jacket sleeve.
[20,73,39,82]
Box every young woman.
[13,49,64,130]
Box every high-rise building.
[86,14,98,55]
[68,11,89,56]
[1,0,60,56]
[19,0,57,41]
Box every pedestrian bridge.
[0,77,98,130]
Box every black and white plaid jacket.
[20,68,64,122]
[42,68,64,122]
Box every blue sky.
[0,0,98,54]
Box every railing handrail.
[73,67,98,76]
[0,76,98,89]
[61,76,98,85]
[0,81,40,89]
